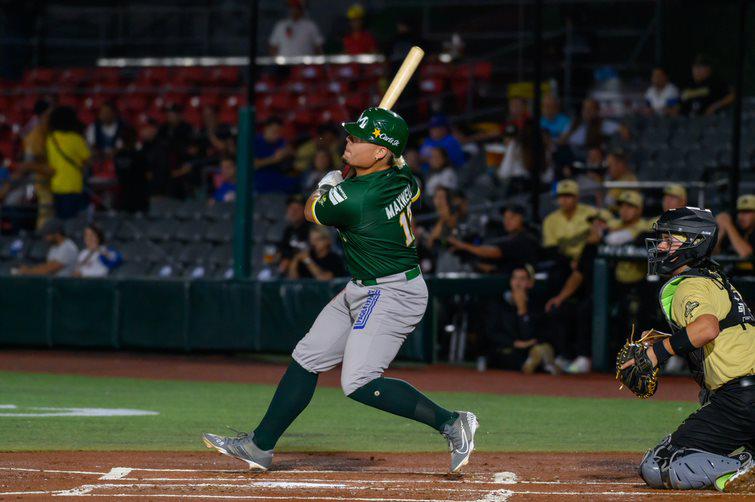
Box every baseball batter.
[204,107,478,473]
[619,207,754,492]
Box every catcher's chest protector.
[658,267,755,396]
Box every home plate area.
[0,452,739,500]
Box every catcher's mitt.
[615,325,671,399]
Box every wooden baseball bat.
[378,46,424,167]
[379,46,424,110]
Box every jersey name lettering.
[384,184,413,220]
[329,186,349,205]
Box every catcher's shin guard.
[640,438,747,490]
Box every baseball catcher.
[203,107,478,473]
[617,207,754,492]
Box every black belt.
[721,375,755,390]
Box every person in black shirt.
[446,204,540,274]
[113,126,149,213]
[544,210,606,372]
[715,194,755,276]
[483,264,558,373]
[140,118,172,198]
[278,195,312,275]
[287,226,345,280]
[679,54,734,116]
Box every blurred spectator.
[113,126,149,213]
[342,4,377,55]
[481,264,558,374]
[211,156,237,204]
[644,68,679,116]
[447,204,540,274]
[19,100,53,228]
[603,148,637,209]
[287,226,345,280]
[424,147,457,199]
[14,219,78,276]
[572,147,607,205]
[72,224,110,278]
[294,123,341,174]
[560,98,626,158]
[85,101,124,156]
[679,54,734,116]
[269,0,324,57]
[540,95,571,140]
[419,115,465,168]
[544,210,610,373]
[140,117,172,198]
[496,120,552,190]
[302,147,338,193]
[603,190,653,367]
[195,105,235,159]
[46,106,91,220]
[505,97,530,130]
[605,191,648,282]
[661,184,688,212]
[278,194,312,275]
[387,18,425,125]
[158,104,195,198]
[542,179,597,261]
[254,117,296,193]
[716,194,754,261]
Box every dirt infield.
[1,451,748,500]
[0,349,700,401]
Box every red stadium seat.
[291,65,323,80]
[59,68,91,86]
[208,66,240,85]
[304,91,331,110]
[334,63,360,80]
[320,107,349,124]
[269,92,293,111]
[136,67,169,86]
[93,67,123,84]
[219,107,237,125]
[421,62,450,79]
[420,78,445,94]
[23,68,57,86]
[174,67,207,86]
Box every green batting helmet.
[342,107,409,156]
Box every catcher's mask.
[646,206,718,276]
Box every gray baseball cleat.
[202,431,273,470]
[441,411,479,473]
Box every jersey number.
[398,207,415,246]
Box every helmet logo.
[372,128,381,138]
[357,115,369,129]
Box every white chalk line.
[0,466,105,475]
[99,467,133,480]
[80,495,455,501]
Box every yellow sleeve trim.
[411,187,421,203]
[310,195,323,225]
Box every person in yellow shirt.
[625,207,754,492]
[604,148,638,209]
[46,107,91,220]
[542,179,597,261]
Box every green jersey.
[311,164,421,280]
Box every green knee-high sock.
[252,361,318,450]
[348,377,458,432]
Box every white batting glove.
[317,170,344,189]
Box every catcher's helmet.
[646,206,718,276]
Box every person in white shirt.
[73,224,110,278]
[15,219,79,277]
[644,68,680,115]
[269,0,324,57]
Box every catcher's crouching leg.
[640,436,748,489]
